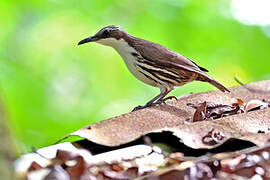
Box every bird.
[78,25,230,111]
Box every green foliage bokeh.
[0,0,269,152]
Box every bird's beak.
[78,36,99,45]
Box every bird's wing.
[130,38,229,92]
[133,40,208,74]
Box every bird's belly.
[118,52,157,87]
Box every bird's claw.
[163,96,177,102]
[155,96,177,105]
[132,105,146,112]
[132,96,177,111]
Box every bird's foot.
[163,96,178,102]
[132,105,144,111]
[154,96,177,105]
[132,101,155,111]
[132,104,149,111]
[132,96,178,111]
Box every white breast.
[97,38,157,87]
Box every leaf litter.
[15,141,270,179]
[187,98,270,122]
[14,80,270,179]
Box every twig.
[234,77,270,94]
[54,135,69,145]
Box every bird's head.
[78,25,127,47]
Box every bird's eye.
[103,30,110,37]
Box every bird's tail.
[208,79,230,92]
[197,74,230,92]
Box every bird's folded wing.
[134,40,209,75]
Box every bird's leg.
[153,89,175,105]
[132,90,168,111]
[132,88,173,111]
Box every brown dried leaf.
[66,156,86,180]
[61,80,270,149]
[188,98,244,120]
[142,144,270,179]
[55,150,78,162]
[245,99,270,112]
[192,101,207,122]
[17,141,270,180]
[202,128,225,146]
[236,98,244,106]
[207,104,238,118]
[28,161,43,172]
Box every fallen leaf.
[202,129,226,146]
[28,161,43,172]
[192,101,207,122]
[44,165,69,180]
[14,80,270,180]
[66,156,86,180]
[55,150,78,162]
[245,99,270,112]
[143,143,270,179]
[60,80,270,149]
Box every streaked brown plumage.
[78,25,229,111]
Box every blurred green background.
[1,0,270,153]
